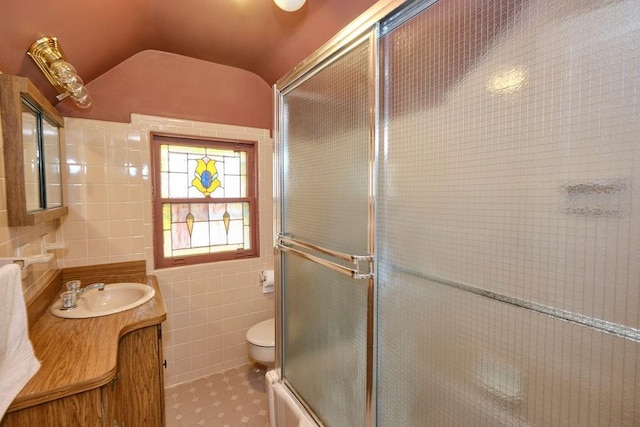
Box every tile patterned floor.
[165,364,270,427]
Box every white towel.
[0,263,40,418]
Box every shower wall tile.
[59,114,274,386]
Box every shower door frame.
[274,31,378,425]
[273,1,432,425]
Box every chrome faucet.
[79,282,106,293]
[66,280,105,294]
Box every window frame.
[150,132,260,269]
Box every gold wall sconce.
[27,36,92,109]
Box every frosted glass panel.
[281,40,371,255]
[377,269,640,425]
[283,255,369,426]
[280,36,372,426]
[377,0,640,425]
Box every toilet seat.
[246,318,275,347]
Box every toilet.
[246,318,275,365]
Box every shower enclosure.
[275,0,640,425]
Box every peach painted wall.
[56,50,273,131]
[59,114,275,386]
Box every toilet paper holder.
[259,270,274,294]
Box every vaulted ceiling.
[0,0,378,106]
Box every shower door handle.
[276,234,373,279]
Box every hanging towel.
[0,263,40,419]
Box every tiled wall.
[59,114,274,386]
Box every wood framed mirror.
[0,74,68,226]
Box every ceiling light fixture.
[274,0,306,12]
[27,36,92,109]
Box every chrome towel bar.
[276,234,373,279]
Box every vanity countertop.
[6,275,166,412]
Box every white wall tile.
[58,115,274,386]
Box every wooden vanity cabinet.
[101,372,121,427]
[112,324,165,426]
[1,324,165,427]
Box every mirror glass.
[21,101,42,211]
[20,97,63,212]
[42,116,62,208]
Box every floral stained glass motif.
[159,144,247,199]
[191,158,221,196]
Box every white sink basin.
[50,282,155,319]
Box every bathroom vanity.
[0,261,166,427]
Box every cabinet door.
[101,373,122,427]
[118,326,164,426]
[0,389,103,427]
[156,324,166,425]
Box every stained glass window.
[151,134,259,268]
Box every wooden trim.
[25,206,69,227]
[0,75,63,127]
[0,74,67,227]
[1,75,30,226]
[151,131,257,147]
[61,260,147,285]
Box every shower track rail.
[395,265,640,343]
[277,234,373,280]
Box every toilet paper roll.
[261,270,275,288]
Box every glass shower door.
[376,0,640,425]
[276,33,375,427]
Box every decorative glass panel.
[159,143,247,199]
[161,202,251,257]
[153,135,258,268]
[224,175,241,198]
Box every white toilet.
[246,318,275,365]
